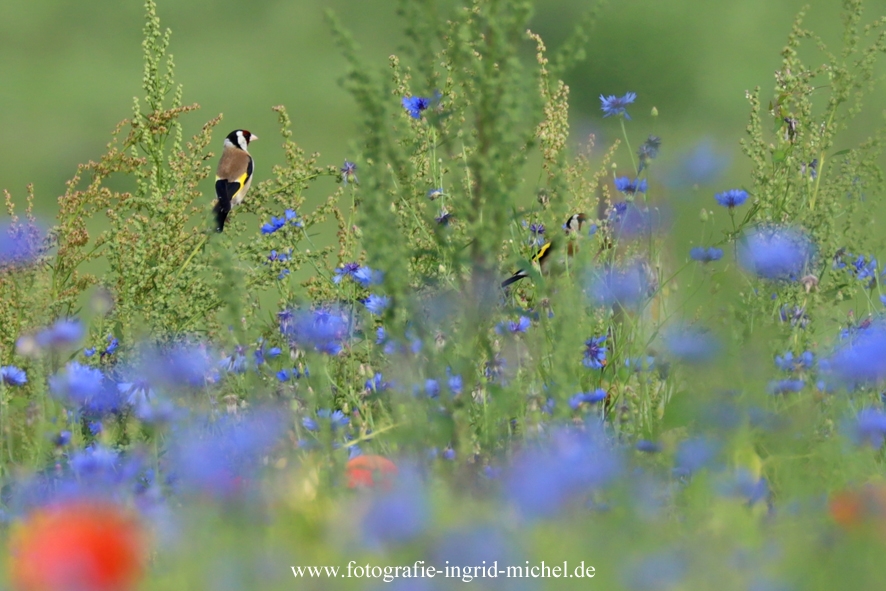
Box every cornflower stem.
[620,117,638,175]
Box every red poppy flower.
[10,501,146,591]
[346,455,398,489]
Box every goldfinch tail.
[501,270,528,288]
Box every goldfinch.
[214,129,257,232]
[501,213,587,288]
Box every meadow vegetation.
[3,0,886,589]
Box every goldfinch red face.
[225,129,257,152]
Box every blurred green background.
[0,0,880,218]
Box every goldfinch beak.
[250,134,259,141]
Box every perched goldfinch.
[501,213,586,288]
[213,129,257,232]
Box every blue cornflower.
[278,269,290,280]
[853,408,886,447]
[600,92,636,119]
[637,135,662,172]
[279,308,350,355]
[353,265,382,286]
[50,362,121,415]
[435,209,453,226]
[528,223,545,247]
[49,361,103,402]
[824,324,886,388]
[134,397,178,425]
[442,448,456,461]
[497,316,531,335]
[1,365,27,386]
[586,262,650,309]
[303,409,350,432]
[84,347,96,357]
[268,249,291,263]
[447,370,463,395]
[365,372,389,393]
[143,342,216,387]
[610,202,662,240]
[663,326,720,364]
[276,368,298,382]
[636,440,661,453]
[219,345,248,374]
[614,177,647,195]
[587,223,598,236]
[542,397,555,414]
[361,474,429,547]
[117,379,155,408]
[169,409,286,500]
[54,431,72,446]
[583,335,608,369]
[402,95,435,118]
[261,215,286,234]
[285,209,302,227]
[720,469,769,506]
[425,379,440,398]
[334,262,362,284]
[253,343,268,365]
[568,389,607,409]
[0,219,44,267]
[714,189,749,208]
[609,202,628,219]
[801,158,818,179]
[363,294,390,315]
[667,140,730,188]
[334,263,381,286]
[768,379,805,394]
[851,254,877,284]
[505,423,622,518]
[690,246,723,263]
[36,318,84,349]
[341,160,358,185]
[674,436,718,477]
[775,351,814,372]
[738,226,813,281]
[105,337,118,355]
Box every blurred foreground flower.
[585,262,650,309]
[279,307,352,355]
[738,226,814,281]
[663,326,720,365]
[824,322,886,389]
[360,472,427,547]
[0,218,45,269]
[830,483,886,534]
[346,455,398,489]
[169,408,287,501]
[10,501,146,591]
[505,422,621,519]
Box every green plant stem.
[173,233,209,284]
[620,118,637,175]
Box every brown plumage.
[214,129,257,232]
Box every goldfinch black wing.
[501,240,554,288]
